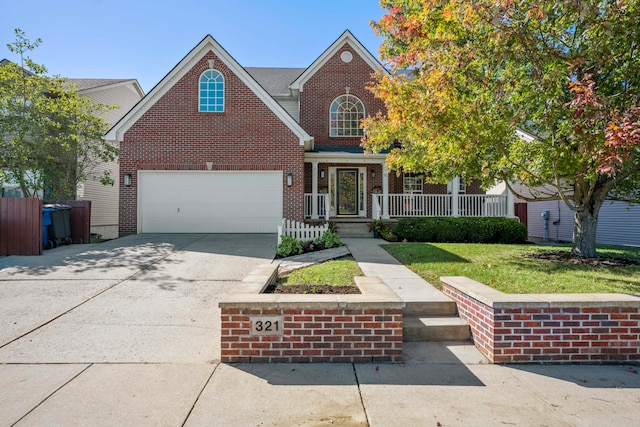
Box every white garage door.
[138,171,282,233]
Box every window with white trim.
[403,174,424,194]
[199,70,224,112]
[329,94,365,137]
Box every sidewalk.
[1,236,639,426]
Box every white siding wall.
[79,82,143,239]
[527,200,640,247]
[275,98,300,122]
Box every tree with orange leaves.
[363,0,640,257]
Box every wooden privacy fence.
[0,198,93,256]
[277,219,328,244]
[0,198,42,256]
[514,202,528,228]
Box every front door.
[337,169,358,216]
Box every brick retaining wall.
[442,276,640,364]
[221,307,403,363]
[219,273,404,363]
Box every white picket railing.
[277,218,328,244]
[303,193,330,220]
[372,194,509,219]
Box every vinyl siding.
[78,82,143,237]
[276,98,300,122]
[527,199,640,247]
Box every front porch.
[303,149,514,222]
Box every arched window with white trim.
[199,70,224,112]
[329,94,365,137]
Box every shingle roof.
[67,78,135,91]
[245,67,305,96]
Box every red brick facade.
[118,51,304,235]
[443,282,640,364]
[221,307,403,363]
[300,43,386,148]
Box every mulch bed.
[264,284,360,294]
[529,251,640,267]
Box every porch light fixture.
[287,173,293,187]
[371,170,376,178]
[320,170,325,179]
[124,173,132,187]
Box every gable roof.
[105,35,313,148]
[289,30,388,92]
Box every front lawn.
[383,243,640,294]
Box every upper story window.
[329,94,365,137]
[199,70,224,112]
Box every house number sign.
[250,316,283,336]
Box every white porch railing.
[372,194,509,219]
[278,218,328,244]
[303,193,330,221]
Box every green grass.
[382,243,640,294]
[277,256,363,287]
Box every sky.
[1,0,387,93]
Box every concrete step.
[403,300,458,317]
[403,316,471,342]
[335,222,371,238]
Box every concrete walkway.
[1,236,640,426]
[343,237,453,306]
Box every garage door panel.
[139,171,282,233]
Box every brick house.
[106,31,512,236]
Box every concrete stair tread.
[404,316,469,327]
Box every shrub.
[394,217,527,244]
[494,217,529,243]
[316,230,342,249]
[276,236,304,257]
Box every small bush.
[394,217,527,244]
[494,217,529,243]
[276,236,304,257]
[316,230,342,249]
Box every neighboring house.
[69,79,144,239]
[106,31,512,236]
[524,199,640,246]
[0,60,144,239]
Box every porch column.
[506,182,515,218]
[451,176,460,217]
[311,161,319,220]
[382,163,390,219]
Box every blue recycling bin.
[43,204,72,247]
[42,206,55,249]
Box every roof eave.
[106,35,311,145]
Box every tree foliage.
[363,0,640,257]
[0,29,117,199]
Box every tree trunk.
[572,209,598,258]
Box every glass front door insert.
[337,169,358,215]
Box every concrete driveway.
[2,235,640,427]
[0,233,277,363]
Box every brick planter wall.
[219,273,404,363]
[442,276,640,364]
[221,307,402,363]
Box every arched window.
[199,70,224,112]
[329,94,365,137]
